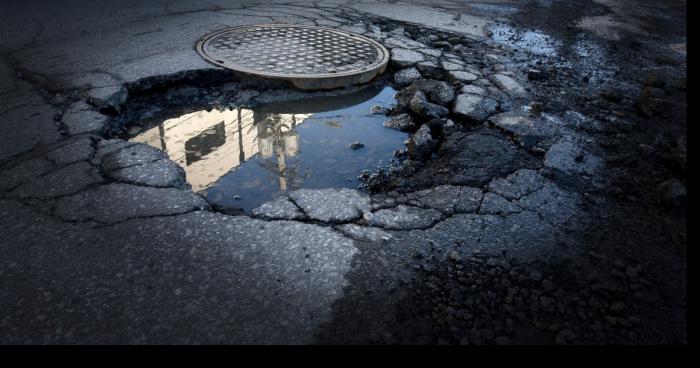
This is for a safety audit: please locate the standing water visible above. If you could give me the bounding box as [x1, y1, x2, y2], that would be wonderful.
[128, 85, 407, 213]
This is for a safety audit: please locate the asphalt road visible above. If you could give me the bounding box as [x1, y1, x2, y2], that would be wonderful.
[0, 0, 686, 344]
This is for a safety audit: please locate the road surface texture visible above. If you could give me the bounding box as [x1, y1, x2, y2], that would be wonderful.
[0, 0, 686, 344]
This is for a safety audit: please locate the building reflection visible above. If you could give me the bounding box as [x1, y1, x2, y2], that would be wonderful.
[131, 108, 310, 192]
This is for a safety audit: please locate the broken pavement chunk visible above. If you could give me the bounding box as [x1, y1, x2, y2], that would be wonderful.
[364, 205, 444, 230]
[289, 188, 370, 223]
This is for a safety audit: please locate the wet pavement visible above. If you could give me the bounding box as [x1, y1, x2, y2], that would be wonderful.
[0, 0, 686, 344]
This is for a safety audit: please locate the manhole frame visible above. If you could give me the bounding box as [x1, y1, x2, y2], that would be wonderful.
[195, 24, 390, 90]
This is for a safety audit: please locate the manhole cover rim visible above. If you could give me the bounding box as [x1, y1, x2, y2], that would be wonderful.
[195, 24, 390, 80]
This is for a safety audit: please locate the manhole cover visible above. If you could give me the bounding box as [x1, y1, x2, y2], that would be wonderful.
[196, 24, 389, 90]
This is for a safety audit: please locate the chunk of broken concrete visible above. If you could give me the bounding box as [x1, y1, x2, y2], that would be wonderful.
[448, 70, 479, 83]
[544, 136, 602, 176]
[441, 60, 464, 71]
[363, 205, 444, 230]
[410, 90, 449, 120]
[460, 85, 487, 96]
[452, 93, 499, 124]
[479, 192, 522, 215]
[406, 185, 483, 215]
[416, 61, 447, 80]
[101, 143, 168, 172]
[105, 158, 187, 189]
[393, 67, 422, 87]
[62, 101, 110, 135]
[334, 223, 393, 243]
[390, 48, 425, 68]
[487, 169, 547, 200]
[490, 74, 526, 96]
[289, 188, 370, 223]
[412, 79, 456, 106]
[383, 113, 416, 132]
[487, 111, 560, 148]
[251, 196, 306, 221]
[385, 36, 427, 50]
[407, 124, 435, 160]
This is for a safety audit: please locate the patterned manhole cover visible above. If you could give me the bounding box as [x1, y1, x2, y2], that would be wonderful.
[196, 24, 390, 90]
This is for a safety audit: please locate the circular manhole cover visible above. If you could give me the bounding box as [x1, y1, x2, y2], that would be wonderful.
[196, 24, 389, 90]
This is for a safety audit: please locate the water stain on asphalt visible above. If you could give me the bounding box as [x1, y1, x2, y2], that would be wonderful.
[488, 23, 560, 57]
[128, 85, 407, 213]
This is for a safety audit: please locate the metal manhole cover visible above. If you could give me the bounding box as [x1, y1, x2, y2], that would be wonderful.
[196, 24, 389, 90]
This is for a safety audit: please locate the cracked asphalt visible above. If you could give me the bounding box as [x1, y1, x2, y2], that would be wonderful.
[0, 0, 686, 344]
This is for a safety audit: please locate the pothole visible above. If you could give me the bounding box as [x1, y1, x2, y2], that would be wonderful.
[123, 84, 407, 214]
[105, 19, 511, 214]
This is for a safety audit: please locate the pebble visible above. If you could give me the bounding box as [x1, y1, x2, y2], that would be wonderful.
[370, 105, 388, 114]
[527, 69, 547, 80]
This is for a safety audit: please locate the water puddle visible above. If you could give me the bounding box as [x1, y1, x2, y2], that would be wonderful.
[127, 85, 407, 213]
[488, 23, 560, 57]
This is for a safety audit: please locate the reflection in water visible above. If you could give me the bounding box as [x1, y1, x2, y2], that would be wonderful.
[132, 108, 310, 193]
[130, 86, 407, 212]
